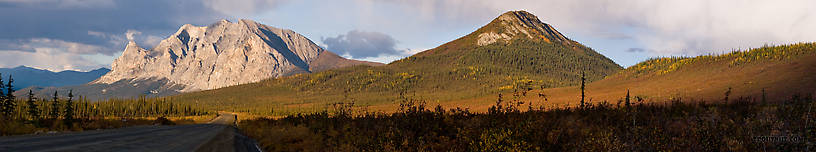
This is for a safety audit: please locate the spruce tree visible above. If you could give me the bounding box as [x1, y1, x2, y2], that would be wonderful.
[27, 90, 39, 120]
[1, 75, 15, 118]
[625, 89, 631, 108]
[64, 90, 74, 122]
[0, 73, 5, 118]
[50, 91, 60, 119]
[580, 71, 586, 109]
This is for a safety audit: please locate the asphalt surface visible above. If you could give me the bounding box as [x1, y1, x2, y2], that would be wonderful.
[0, 113, 261, 152]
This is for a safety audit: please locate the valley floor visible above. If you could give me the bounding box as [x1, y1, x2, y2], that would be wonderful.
[240, 95, 816, 151]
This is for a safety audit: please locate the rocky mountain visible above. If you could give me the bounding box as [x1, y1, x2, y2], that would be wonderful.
[0, 66, 109, 89]
[415, 11, 585, 56]
[94, 19, 381, 92]
[22, 19, 381, 100]
[475, 11, 573, 46]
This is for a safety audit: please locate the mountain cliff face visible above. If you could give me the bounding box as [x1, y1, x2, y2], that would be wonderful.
[93, 19, 380, 92]
[20, 19, 381, 100]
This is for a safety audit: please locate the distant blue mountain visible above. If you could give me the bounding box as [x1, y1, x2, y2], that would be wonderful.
[0, 66, 110, 90]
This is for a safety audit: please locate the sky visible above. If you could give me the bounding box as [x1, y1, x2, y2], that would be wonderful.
[1, 0, 815, 72]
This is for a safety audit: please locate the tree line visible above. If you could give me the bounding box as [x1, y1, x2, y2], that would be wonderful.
[0, 73, 209, 123]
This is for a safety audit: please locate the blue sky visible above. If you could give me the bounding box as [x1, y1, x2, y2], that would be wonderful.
[1, 0, 815, 72]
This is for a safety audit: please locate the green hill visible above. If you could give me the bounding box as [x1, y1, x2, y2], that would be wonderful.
[167, 11, 622, 115]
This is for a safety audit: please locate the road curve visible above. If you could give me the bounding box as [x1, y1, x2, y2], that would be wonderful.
[0, 113, 261, 152]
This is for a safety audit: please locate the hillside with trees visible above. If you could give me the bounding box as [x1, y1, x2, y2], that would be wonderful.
[167, 11, 622, 115]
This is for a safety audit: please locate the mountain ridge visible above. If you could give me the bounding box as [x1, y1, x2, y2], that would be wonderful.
[0, 66, 109, 90]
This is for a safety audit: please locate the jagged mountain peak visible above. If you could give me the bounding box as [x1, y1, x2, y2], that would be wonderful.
[413, 10, 582, 57]
[122, 41, 143, 53]
[476, 10, 573, 46]
[92, 19, 380, 95]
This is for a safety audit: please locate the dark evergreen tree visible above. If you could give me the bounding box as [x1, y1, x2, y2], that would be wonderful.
[0, 73, 5, 118]
[50, 91, 60, 119]
[625, 89, 631, 108]
[580, 71, 586, 109]
[27, 90, 39, 120]
[1, 75, 15, 118]
[64, 90, 75, 122]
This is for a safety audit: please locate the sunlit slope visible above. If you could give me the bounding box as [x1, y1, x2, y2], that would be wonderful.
[167, 11, 622, 115]
[517, 43, 816, 108]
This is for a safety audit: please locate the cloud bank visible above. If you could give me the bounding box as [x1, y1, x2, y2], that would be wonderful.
[203, 0, 290, 16]
[373, 0, 816, 56]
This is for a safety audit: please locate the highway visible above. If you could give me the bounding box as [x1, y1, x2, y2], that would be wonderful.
[0, 113, 260, 152]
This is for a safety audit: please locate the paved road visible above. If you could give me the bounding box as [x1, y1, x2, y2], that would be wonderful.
[0, 113, 261, 152]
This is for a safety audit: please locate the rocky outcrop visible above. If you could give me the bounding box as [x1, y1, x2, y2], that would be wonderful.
[94, 19, 381, 93]
[477, 11, 573, 46]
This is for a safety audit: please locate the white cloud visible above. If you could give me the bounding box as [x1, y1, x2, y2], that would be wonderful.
[0, 38, 117, 71]
[1, 38, 113, 55]
[322, 30, 430, 64]
[90, 29, 164, 49]
[88, 30, 126, 47]
[355, 54, 404, 64]
[124, 30, 164, 48]
[351, 48, 427, 64]
[322, 30, 403, 58]
[125, 30, 142, 41]
[202, 0, 290, 16]
[0, 49, 106, 72]
[87, 31, 106, 37]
